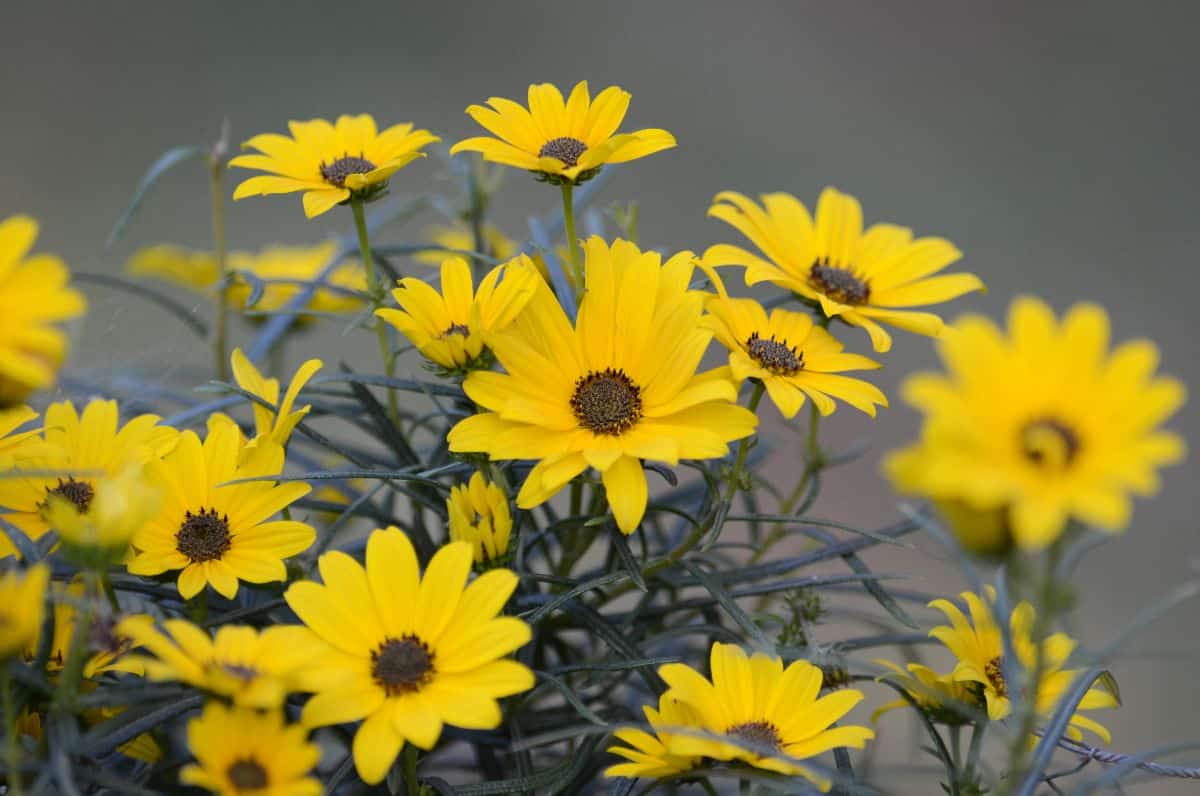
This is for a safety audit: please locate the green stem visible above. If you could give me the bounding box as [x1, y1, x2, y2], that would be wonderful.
[351, 198, 399, 424]
[403, 743, 420, 796]
[560, 184, 582, 294]
[52, 571, 99, 714]
[965, 721, 986, 780]
[751, 399, 823, 564]
[210, 161, 230, 381]
[2, 668, 24, 796]
[698, 778, 719, 796]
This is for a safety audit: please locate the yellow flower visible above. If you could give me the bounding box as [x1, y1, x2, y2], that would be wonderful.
[229, 348, 323, 448]
[28, 580, 143, 678]
[285, 528, 534, 785]
[704, 292, 887, 419]
[117, 615, 328, 708]
[376, 255, 542, 372]
[451, 81, 676, 185]
[929, 588, 1118, 742]
[181, 702, 321, 796]
[0, 405, 41, 460]
[886, 297, 1186, 551]
[126, 422, 315, 599]
[126, 245, 219, 291]
[703, 188, 984, 352]
[657, 643, 873, 791]
[46, 465, 162, 561]
[871, 660, 975, 726]
[0, 399, 177, 559]
[0, 563, 49, 659]
[606, 692, 702, 779]
[0, 215, 87, 405]
[448, 238, 758, 534]
[415, 222, 519, 266]
[231, 114, 439, 218]
[447, 471, 512, 566]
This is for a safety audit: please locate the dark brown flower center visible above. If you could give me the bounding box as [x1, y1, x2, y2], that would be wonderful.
[728, 720, 782, 752]
[43, 477, 95, 514]
[372, 636, 435, 696]
[570, 368, 643, 436]
[746, 332, 804, 376]
[227, 758, 269, 790]
[985, 656, 1007, 697]
[440, 322, 470, 339]
[809, 259, 870, 305]
[175, 508, 232, 563]
[1020, 417, 1080, 469]
[537, 137, 587, 168]
[319, 155, 377, 188]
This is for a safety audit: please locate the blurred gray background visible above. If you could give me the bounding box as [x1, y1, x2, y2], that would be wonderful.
[4, 1, 1197, 791]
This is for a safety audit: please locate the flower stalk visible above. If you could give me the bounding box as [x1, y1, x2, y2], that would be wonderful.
[350, 198, 400, 423]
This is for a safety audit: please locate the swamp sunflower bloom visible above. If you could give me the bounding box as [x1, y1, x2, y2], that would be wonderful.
[871, 660, 976, 726]
[929, 588, 1118, 742]
[45, 465, 162, 564]
[450, 81, 676, 185]
[229, 347, 323, 448]
[447, 471, 513, 567]
[126, 422, 315, 599]
[182, 702, 321, 796]
[704, 188, 983, 352]
[448, 238, 757, 533]
[606, 692, 702, 779]
[0, 563, 49, 658]
[0, 215, 87, 405]
[886, 297, 1186, 551]
[657, 643, 873, 791]
[285, 528, 534, 785]
[231, 114, 439, 218]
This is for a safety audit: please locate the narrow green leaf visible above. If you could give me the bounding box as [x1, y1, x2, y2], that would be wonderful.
[107, 145, 202, 246]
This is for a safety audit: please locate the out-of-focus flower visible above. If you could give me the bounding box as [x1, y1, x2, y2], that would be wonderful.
[605, 692, 702, 779]
[415, 222, 519, 266]
[871, 660, 976, 726]
[46, 465, 162, 564]
[181, 702, 321, 796]
[0, 564, 49, 659]
[447, 471, 512, 567]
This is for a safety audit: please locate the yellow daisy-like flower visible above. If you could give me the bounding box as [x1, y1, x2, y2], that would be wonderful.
[450, 81, 676, 185]
[657, 643, 874, 791]
[45, 464, 162, 562]
[0, 398, 177, 560]
[448, 237, 758, 534]
[181, 702, 321, 796]
[871, 660, 976, 726]
[605, 692, 702, 779]
[929, 588, 1118, 742]
[703, 292, 887, 419]
[117, 615, 329, 708]
[231, 114, 439, 218]
[704, 188, 984, 352]
[0, 215, 87, 405]
[126, 422, 315, 599]
[285, 528, 535, 785]
[376, 255, 542, 372]
[886, 297, 1186, 551]
[447, 471, 513, 567]
[415, 222, 519, 266]
[0, 563, 49, 659]
[229, 348, 323, 448]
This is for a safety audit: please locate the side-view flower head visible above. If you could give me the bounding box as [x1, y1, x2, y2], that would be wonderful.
[229, 347, 323, 449]
[447, 471, 513, 567]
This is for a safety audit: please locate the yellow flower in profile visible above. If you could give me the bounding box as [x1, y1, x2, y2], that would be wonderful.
[704, 292, 887, 419]
[605, 692, 701, 779]
[0, 564, 49, 658]
[376, 255, 542, 372]
[231, 114, 439, 218]
[0, 215, 87, 405]
[181, 702, 321, 796]
[451, 81, 676, 185]
[448, 238, 758, 534]
[229, 348, 323, 448]
[45, 465, 162, 562]
[285, 528, 534, 785]
[447, 471, 513, 566]
[929, 588, 1118, 741]
[871, 660, 975, 726]
[704, 188, 983, 352]
[0, 399, 177, 560]
[415, 222, 519, 266]
[117, 615, 329, 708]
[657, 643, 873, 791]
[886, 297, 1186, 551]
[126, 423, 315, 599]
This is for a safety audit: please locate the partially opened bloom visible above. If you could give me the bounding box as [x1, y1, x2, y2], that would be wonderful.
[605, 692, 701, 779]
[181, 702, 321, 796]
[704, 292, 887, 419]
[118, 615, 328, 707]
[886, 297, 1186, 551]
[230, 347, 323, 448]
[929, 588, 1118, 741]
[704, 188, 983, 352]
[0, 399, 177, 559]
[451, 81, 676, 185]
[449, 238, 757, 533]
[447, 471, 513, 567]
[231, 114, 439, 218]
[0, 564, 49, 658]
[0, 215, 87, 405]
[285, 528, 534, 785]
[126, 423, 314, 599]
[376, 255, 542, 372]
[657, 643, 873, 791]
[871, 660, 975, 726]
